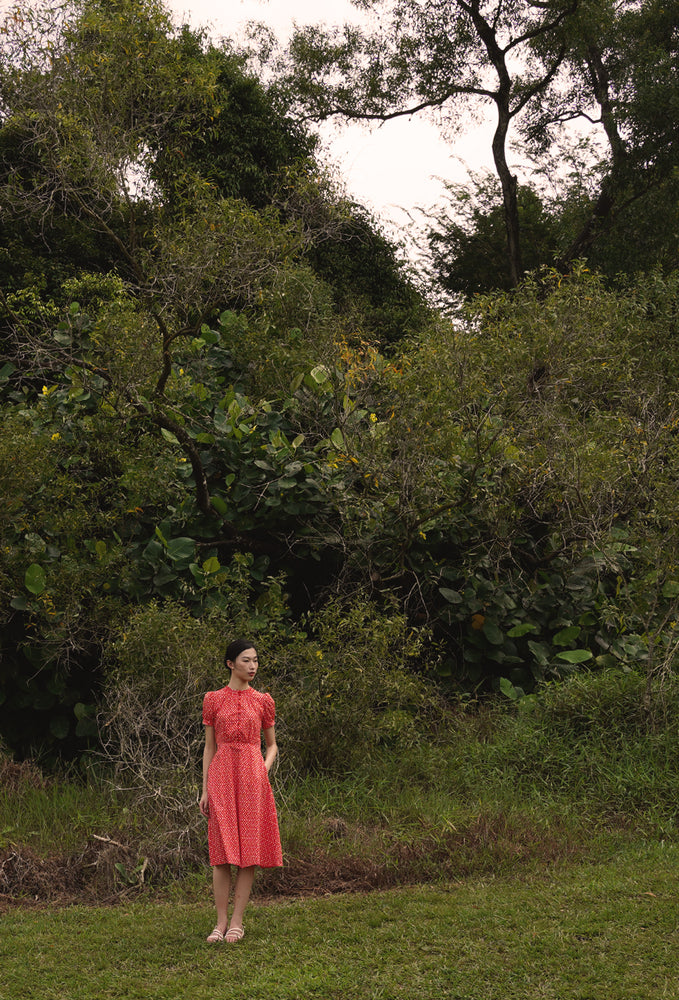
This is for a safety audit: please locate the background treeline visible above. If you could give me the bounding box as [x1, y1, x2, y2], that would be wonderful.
[2, 0, 679, 784]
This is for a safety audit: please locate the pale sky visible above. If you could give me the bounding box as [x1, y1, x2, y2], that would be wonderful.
[165, 0, 494, 238]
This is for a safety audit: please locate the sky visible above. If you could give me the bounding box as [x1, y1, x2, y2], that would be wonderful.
[164, 0, 495, 238]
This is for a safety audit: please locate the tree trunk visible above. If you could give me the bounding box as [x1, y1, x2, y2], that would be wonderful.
[493, 117, 523, 287]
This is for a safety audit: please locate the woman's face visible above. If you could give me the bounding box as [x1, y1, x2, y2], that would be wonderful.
[228, 647, 258, 684]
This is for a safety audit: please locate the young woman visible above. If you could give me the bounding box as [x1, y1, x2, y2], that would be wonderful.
[199, 639, 282, 943]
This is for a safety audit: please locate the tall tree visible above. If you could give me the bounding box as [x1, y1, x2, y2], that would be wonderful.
[525, 0, 679, 268]
[280, 0, 679, 288]
[281, 0, 579, 287]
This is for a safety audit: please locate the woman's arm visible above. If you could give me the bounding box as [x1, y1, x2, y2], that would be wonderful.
[199, 725, 217, 817]
[263, 725, 278, 774]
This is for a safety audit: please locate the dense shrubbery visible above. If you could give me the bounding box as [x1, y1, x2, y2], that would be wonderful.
[2, 0, 679, 778]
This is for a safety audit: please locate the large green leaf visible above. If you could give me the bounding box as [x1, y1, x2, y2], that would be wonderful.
[527, 640, 550, 666]
[25, 564, 46, 595]
[330, 428, 345, 450]
[483, 620, 504, 646]
[166, 537, 195, 562]
[210, 494, 228, 515]
[439, 587, 463, 604]
[553, 625, 581, 646]
[555, 649, 593, 664]
[310, 365, 329, 384]
[507, 623, 538, 638]
[160, 427, 180, 445]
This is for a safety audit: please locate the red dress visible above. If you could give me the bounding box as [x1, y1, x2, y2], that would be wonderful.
[202, 686, 282, 869]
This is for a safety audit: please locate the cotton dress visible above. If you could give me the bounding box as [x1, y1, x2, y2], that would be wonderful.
[202, 686, 282, 869]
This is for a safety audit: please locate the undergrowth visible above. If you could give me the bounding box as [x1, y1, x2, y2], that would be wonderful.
[2, 668, 679, 903]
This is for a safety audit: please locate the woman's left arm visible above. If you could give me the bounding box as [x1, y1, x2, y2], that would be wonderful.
[263, 726, 278, 774]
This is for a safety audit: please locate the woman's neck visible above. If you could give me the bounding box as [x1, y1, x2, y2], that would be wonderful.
[227, 677, 250, 691]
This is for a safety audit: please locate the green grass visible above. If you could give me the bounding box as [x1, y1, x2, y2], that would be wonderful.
[4, 671, 679, 904]
[3, 677, 679, 995]
[1, 843, 678, 999]
[0, 779, 126, 854]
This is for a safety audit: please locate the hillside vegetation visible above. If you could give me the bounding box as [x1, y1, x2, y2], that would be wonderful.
[1, 0, 679, 906]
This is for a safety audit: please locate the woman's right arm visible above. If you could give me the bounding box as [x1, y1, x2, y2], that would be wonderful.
[199, 725, 217, 817]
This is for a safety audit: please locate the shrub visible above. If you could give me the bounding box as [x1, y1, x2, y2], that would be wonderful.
[267, 600, 446, 773]
[535, 668, 679, 737]
[98, 594, 447, 871]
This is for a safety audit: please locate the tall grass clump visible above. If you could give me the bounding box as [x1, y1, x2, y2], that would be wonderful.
[483, 668, 679, 829]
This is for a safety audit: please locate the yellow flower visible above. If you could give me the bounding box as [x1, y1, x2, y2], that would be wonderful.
[51, 432, 61, 441]
[369, 412, 377, 422]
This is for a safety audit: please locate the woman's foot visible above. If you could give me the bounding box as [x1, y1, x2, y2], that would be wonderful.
[225, 926, 245, 942]
[206, 926, 226, 943]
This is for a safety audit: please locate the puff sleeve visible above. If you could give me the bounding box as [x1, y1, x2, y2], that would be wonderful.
[202, 690, 216, 727]
[261, 692, 275, 729]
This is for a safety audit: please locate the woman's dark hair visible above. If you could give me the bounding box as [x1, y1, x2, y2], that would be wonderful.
[224, 638, 258, 667]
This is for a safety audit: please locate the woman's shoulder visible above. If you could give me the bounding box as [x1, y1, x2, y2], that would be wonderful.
[251, 688, 275, 709]
[203, 686, 229, 706]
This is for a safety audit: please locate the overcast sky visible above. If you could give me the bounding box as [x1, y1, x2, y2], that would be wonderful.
[165, 0, 494, 236]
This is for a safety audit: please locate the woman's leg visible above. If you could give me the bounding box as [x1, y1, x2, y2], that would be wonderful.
[212, 863, 232, 932]
[227, 865, 256, 935]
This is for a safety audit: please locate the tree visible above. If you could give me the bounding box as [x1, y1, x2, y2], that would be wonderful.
[426, 172, 563, 299]
[525, 0, 679, 268]
[306, 203, 431, 345]
[280, 0, 579, 287]
[279, 0, 679, 288]
[0, 0, 328, 755]
[0, 0, 431, 757]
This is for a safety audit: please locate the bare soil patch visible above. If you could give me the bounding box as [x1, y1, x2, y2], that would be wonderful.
[0, 810, 582, 911]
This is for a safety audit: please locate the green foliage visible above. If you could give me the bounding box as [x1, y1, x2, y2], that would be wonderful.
[267, 601, 443, 773]
[4, 0, 679, 779]
[281, 1, 679, 288]
[534, 669, 654, 736]
[427, 177, 563, 299]
[306, 203, 431, 346]
[326, 266, 679, 693]
[147, 36, 317, 211]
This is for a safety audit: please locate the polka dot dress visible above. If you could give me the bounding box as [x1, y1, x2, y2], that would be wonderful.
[202, 686, 283, 869]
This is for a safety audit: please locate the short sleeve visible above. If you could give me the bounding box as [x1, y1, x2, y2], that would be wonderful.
[202, 690, 216, 727]
[261, 692, 275, 729]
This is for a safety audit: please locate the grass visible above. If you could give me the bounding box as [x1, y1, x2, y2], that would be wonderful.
[3, 684, 679, 900]
[1, 842, 679, 999]
[0, 779, 126, 854]
[3, 665, 679, 999]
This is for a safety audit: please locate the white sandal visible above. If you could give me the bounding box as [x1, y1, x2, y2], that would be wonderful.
[225, 926, 245, 942]
[206, 926, 225, 943]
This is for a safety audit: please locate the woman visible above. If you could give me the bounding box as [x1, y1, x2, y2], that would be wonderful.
[199, 639, 282, 943]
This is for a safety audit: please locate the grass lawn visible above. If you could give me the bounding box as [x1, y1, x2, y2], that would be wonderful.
[1, 842, 678, 1000]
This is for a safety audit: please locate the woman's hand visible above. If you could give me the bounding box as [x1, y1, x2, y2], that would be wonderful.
[199, 791, 209, 817]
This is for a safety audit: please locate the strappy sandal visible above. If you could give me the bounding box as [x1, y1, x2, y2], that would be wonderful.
[206, 927, 226, 943]
[225, 926, 245, 943]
